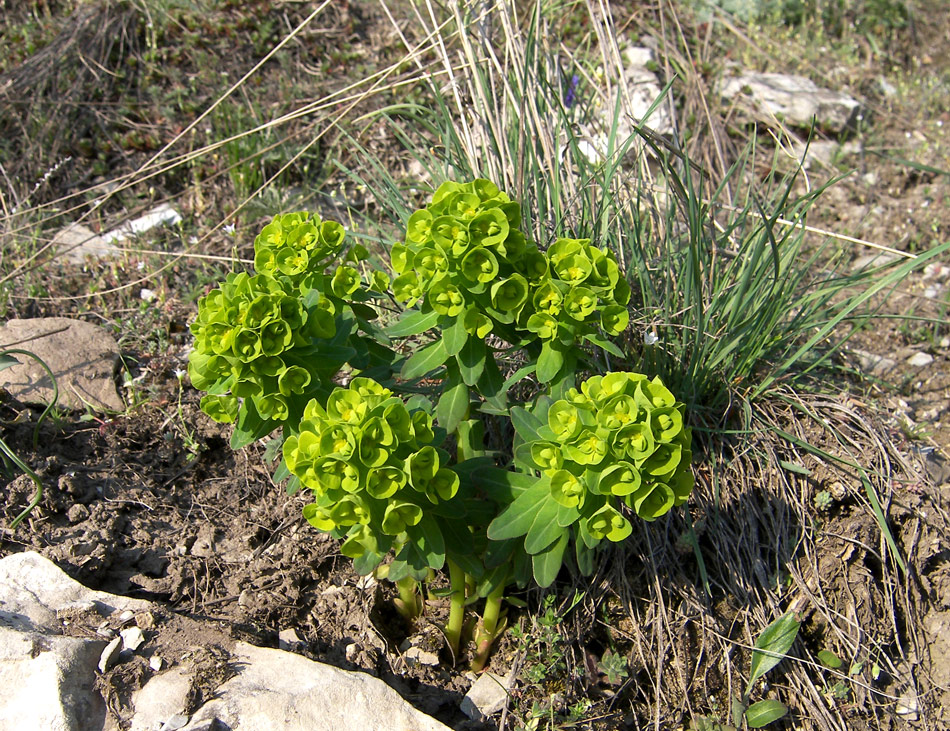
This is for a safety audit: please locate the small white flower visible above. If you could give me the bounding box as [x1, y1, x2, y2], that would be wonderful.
[644, 331, 659, 346]
[174, 369, 187, 381]
[223, 222, 236, 236]
[140, 288, 156, 302]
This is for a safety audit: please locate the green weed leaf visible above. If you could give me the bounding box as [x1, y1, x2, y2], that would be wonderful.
[749, 612, 800, 688]
[744, 700, 789, 728]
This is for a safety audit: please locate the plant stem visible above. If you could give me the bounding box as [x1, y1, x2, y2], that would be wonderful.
[394, 576, 421, 620]
[471, 578, 506, 673]
[445, 558, 466, 658]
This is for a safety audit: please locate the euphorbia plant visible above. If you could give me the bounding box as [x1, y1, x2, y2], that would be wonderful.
[188, 179, 695, 671]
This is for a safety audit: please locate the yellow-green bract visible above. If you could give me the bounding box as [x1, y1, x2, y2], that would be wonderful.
[284, 377, 457, 573]
[390, 179, 631, 385]
[188, 212, 382, 445]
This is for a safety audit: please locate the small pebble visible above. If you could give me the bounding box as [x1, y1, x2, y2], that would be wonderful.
[159, 714, 190, 731]
[907, 352, 934, 367]
[136, 611, 156, 630]
[149, 655, 165, 671]
[404, 646, 440, 667]
[118, 610, 135, 625]
[344, 642, 360, 662]
[120, 626, 145, 652]
[278, 628, 302, 650]
[98, 636, 122, 673]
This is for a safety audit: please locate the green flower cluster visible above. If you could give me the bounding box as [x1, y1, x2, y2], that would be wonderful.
[530, 372, 693, 540]
[188, 213, 381, 430]
[283, 377, 458, 567]
[390, 179, 630, 382]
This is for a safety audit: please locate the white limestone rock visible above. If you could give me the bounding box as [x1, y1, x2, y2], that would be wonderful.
[177, 642, 452, 731]
[721, 71, 862, 133]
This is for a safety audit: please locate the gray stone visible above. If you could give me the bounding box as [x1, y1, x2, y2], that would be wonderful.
[51, 223, 121, 264]
[404, 646, 440, 667]
[129, 667, 192, 731]
[460, 671, 511, 721]
[849, 348, 897, 376]
[98, 636, 122, 673]
[0, 552, 453, 731]
[720, 71, 862, 133]
[0, 552, 150, 730]
[0, 624, 107, 730]
[100, 203, 181, 245]
[0, 317, 123, 411]
[178, 642, 452, 731]
[120, 626, 146, 652]
[907, 352, 934, 367]
[851, 252, 901, 272]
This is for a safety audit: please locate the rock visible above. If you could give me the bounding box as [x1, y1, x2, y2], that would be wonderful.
[277, 628, 303, 651]
[178, 642, 452, 731]
[620, 46, 675, 136]
[101, 203, 182, 244]
[720, 71, 861, 133]
[460, 671, 511, 721]
[98, 636, 123, 673]
[159, 714, 191, 731]
[851, 252, 901, 272]
[129, 666, 192, 731]
[149, 655, 165, 672]
[578, 45, 676, 165]
[121, 626, 146, 652]
[907, 352, 934, 367]
[0, 317, 123, 411]
[51, 223, 121, 263]
[0, 552, 150, 629]
[0, 552, 452, 731]
[404, 646, 440, 667]
[848, 348, 897, 376]
[0, 623, 108, 729]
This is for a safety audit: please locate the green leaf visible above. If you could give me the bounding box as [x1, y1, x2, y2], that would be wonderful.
[536, 341, 565, 383]
[818, 650, 843, 669]
[745, 700, 789, 728]
[487, 482, 553, 541]
[385, 308, 440, 337]
[779, 460, 811, 476]
[510, 406, 543, 442]
[401, 338, 448, 380]
[477, 353, 507, 411]
[436, 370, 469, 433]
[0, 353, 20, 372]
[575, 537, 594, 576]
[458, 337, 487, 386]
[231, 399, 276, 449]
[444, 316, 467, 357]
[749, 612, 800, 687]
[409, 514, 446, 570]
[531, 530, 569, 588]
[524, 495, 568, 554]
[582, 332, 624, 359]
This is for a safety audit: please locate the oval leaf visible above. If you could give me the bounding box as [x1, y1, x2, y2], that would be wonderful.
[749, 612, 800, 685]
[401, 338, 448, 380]
[385, 308, 440, 337]
[531, 530, 569, 588]
[745, 700, 789, 728]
